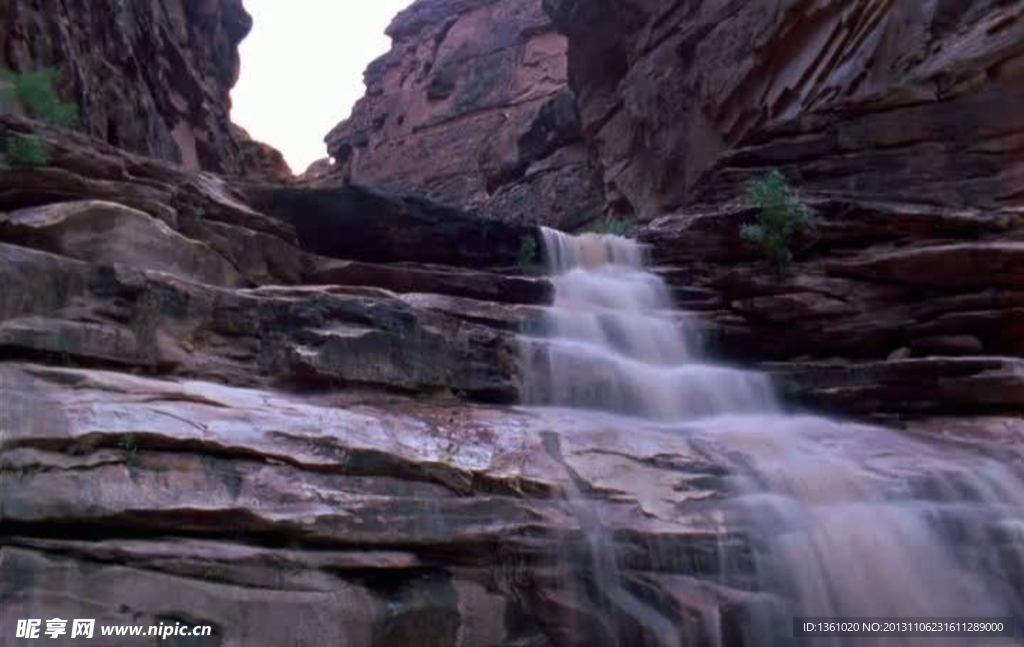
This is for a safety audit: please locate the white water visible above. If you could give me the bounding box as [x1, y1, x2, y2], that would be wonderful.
[522, 230, 775, 419]
[521, 228, 1024, 647]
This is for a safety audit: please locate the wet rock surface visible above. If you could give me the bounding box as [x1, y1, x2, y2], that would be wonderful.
[2, 2, 1024, 645]
[539, 0, 1024, 422]
[4, 362, 1020, 646]
[0, 363, 753, 647]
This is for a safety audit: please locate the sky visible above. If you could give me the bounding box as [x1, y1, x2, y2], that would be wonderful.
[231, 1, 414, 174]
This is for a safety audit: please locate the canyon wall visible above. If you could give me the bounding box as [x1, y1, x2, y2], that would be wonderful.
[0, 0, 290, 180]
[2, 3, 1024, 644]
[545, 0, 1024, 216]
[543, 0, 1024, 429]
[0, 111, 728, 647]
[321, 0, 603, 228]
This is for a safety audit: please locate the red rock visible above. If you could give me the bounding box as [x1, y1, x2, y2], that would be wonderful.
[827, 243, 1024, 289]
[319, 0, 603, 227]
[0, 0, 290, 180]
[546, 0, 1024, 216]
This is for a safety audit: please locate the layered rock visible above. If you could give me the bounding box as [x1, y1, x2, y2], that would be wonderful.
[321, 0, 603, 228]
[0, 114, 542, 402]
[545, 0, 1024, 215]
[247, 184, 542, 269]
[1, 362, 768, 647]
[0, 0, 291, 180]
[542, 0, 1024, 425]
[2, 3, 1023, 644]
[0, 113, 766, 647]
[643, 199, 1024, 360]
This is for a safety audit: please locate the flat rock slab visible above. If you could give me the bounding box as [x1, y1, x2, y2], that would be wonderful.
[768, 356, 1024, 416]
[0, 362, 745, 647]
[308, 257, 552, 305]
[4, 362, 1020, 646]
[828, 242, 1024, 289]
[0, 200, 242, 287]
[0, 242, 519, 401]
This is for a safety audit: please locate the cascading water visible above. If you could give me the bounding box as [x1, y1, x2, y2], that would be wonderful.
[520, 227, 1024, 647]
[523, 229, 776, 420]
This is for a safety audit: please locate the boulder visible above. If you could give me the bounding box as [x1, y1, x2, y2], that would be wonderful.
[248, 185, 542, 269]
[0, 200, 242, 287]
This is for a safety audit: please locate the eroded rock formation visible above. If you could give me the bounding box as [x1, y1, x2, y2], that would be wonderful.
[544, 0, 1024, 426]
[0, 114, 529, 400]
[321, 0, 603, 228]
[546, 0, 1024, 215]
[3, 2, 1024, 645]
[0, 0, 291, 180]
[0, 112, 757, 647]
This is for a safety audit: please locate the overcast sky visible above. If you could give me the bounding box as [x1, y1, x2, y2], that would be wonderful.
[231, 1, 414, 173]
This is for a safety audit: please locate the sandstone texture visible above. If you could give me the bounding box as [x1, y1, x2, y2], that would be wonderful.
[2, 2, 1024, 645]
[540, 0, 1024, 427]
[0, 112, 765, 647]
[320, 0, 603, 228]
[0, 360, 787, 647]
[0, 114, 538, 402]
[0, 0, 291, 180]
[546, 0, 1024, 216]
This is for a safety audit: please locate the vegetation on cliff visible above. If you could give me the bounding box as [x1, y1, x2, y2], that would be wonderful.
[741, 170, 814, 273]
[585, 218, 638, 237]
[0, 68, 78, 167]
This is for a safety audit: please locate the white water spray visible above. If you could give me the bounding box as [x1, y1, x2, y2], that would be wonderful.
[521, 227, 1024, 647]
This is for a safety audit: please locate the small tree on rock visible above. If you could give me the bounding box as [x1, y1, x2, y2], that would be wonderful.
[740, 169, 813, 274]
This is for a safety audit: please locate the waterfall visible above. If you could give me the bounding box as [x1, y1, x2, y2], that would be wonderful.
[522, 229, 776, 419]
[521, 227, 1024, 647]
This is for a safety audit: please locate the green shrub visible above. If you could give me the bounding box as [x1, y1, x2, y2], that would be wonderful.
[585, 218, 638, 237]
[518, 234, 540, 272]
[740, 170, 813, 273]
[0, 68, 78, 128]
[0, 68, 76, 169]
[119, 433, 140, 468]
[5, 134, 49, 166]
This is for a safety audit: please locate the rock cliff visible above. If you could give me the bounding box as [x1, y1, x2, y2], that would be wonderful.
[321, 0, 603, 228]
[2, 2, 1024, 645]
[545, 0, 1024, 215]
[0, 0, 291, 181]
[546, 0, 1024, 426]
[0, 112, 753, 647]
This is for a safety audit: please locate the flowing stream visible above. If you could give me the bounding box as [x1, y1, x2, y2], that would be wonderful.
[520, 227, 1024, 647]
